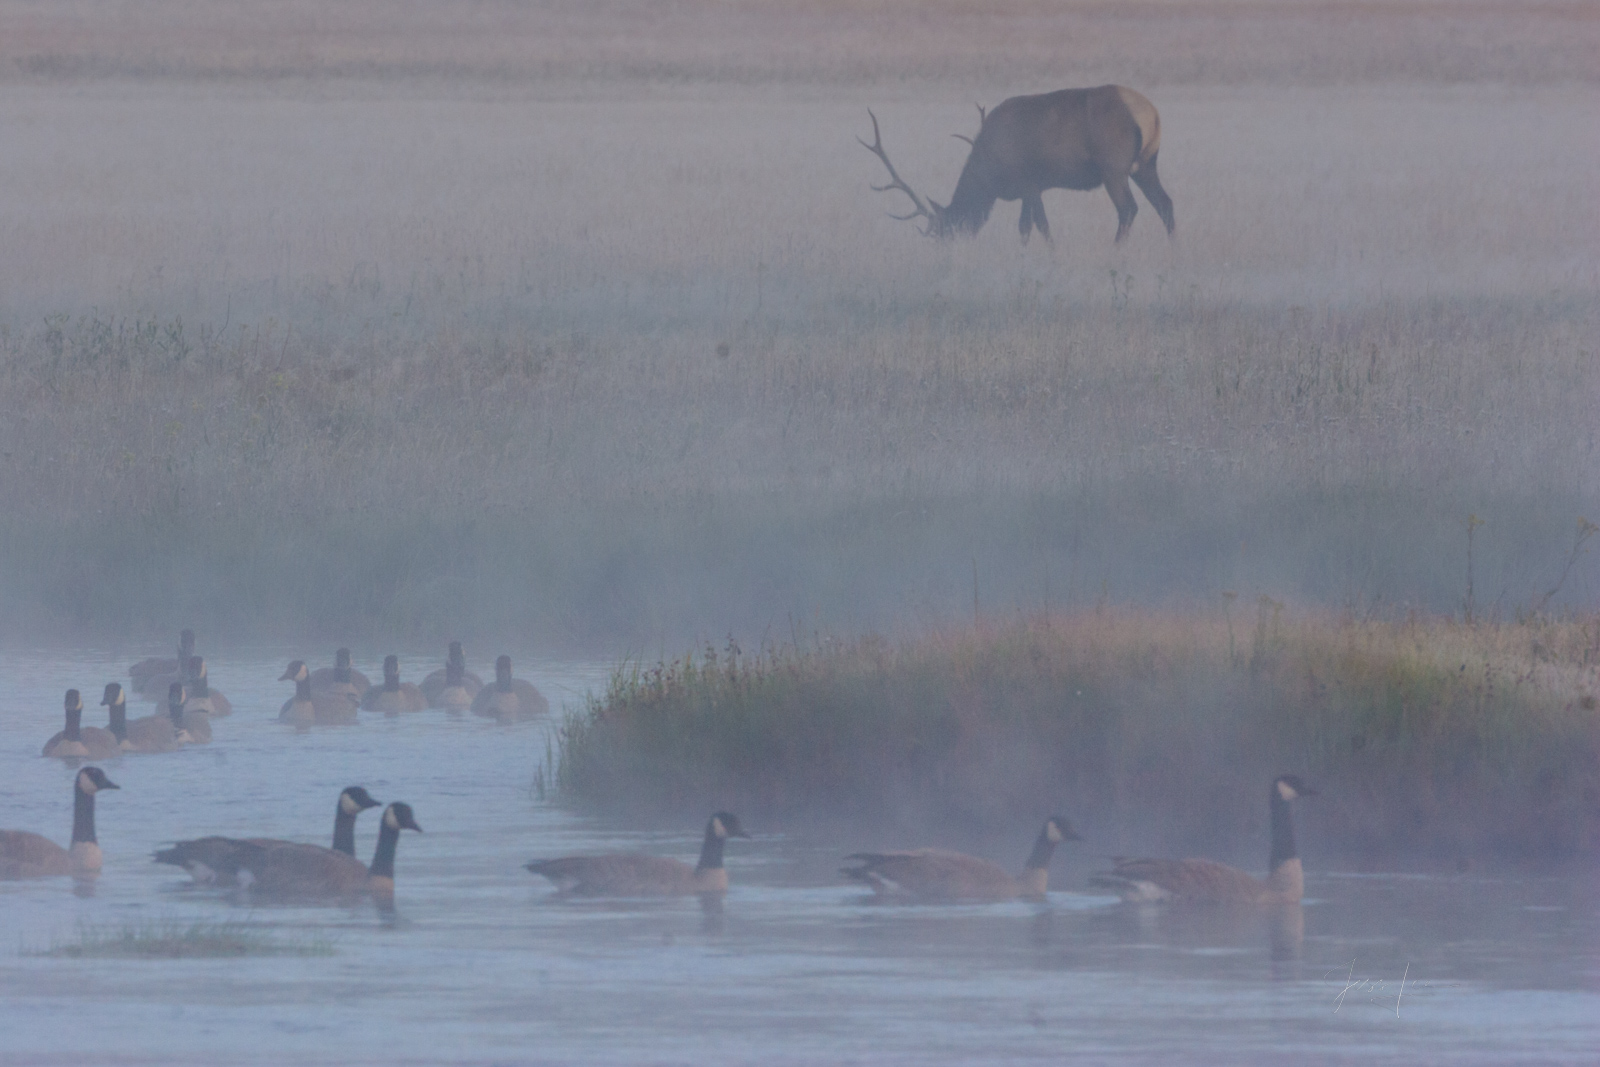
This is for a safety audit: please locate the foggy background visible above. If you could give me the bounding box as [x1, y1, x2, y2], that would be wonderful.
[1, 0, 1595, 649]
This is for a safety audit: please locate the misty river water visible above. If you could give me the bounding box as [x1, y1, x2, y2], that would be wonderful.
[1, 650, 1596, 1065]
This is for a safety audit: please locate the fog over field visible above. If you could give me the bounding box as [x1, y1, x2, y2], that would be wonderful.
[0, 0, 1595, 647]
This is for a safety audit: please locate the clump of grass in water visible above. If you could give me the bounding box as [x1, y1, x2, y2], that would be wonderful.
[559, 613, 1600, 861]
[31, 919, 335, 959]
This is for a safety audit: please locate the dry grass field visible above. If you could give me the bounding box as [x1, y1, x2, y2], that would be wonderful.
[0, 1, 1595, 644]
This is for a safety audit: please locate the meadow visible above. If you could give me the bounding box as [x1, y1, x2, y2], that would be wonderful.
[0, 0, 1595, 653]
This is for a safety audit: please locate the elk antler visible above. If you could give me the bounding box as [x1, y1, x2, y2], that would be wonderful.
[859, 109, 939, 234]
[975, 102, 987, 125]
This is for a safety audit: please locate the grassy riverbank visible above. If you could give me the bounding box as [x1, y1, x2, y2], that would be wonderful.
[559, 612, 1600, 862]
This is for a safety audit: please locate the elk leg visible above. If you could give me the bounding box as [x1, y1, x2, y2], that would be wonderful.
[1131, 154, 1175, 235]
[1025, 192, 1052, 245]
[1104, 172, 1139, 243]
[1018, 198, 1034, 244]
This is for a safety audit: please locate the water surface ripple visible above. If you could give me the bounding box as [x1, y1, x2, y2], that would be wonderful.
[1, 650, 1595, 1064]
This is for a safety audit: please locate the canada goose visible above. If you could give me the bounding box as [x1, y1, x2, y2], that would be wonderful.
[360, 655, 427, 714]
[1089, 775, 1317, 904]
[42, 689, 120, 760]
[526, 812, 750, 896]
[470, 655, 549, 721]
[310, 648, 371, 701]
[422, 641, 483, 710]
[279, 660, 359, 725]
[153, 785, 382, 885]
[182, 656, 232, 717]
[0, 767, 120, 879]
[842, 816, 1081, 902]
[102, 682, 180, 753]
[131, 628, 197, 699]
[164, 682, 212, 744]
[221, 801, 421, 898]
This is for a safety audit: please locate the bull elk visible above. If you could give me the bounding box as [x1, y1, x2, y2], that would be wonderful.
[861, 85, 1175, 245]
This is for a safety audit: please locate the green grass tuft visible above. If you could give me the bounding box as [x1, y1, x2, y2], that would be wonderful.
[30, 919, 336, 960]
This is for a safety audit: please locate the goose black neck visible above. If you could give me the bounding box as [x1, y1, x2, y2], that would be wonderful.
[384, 675, 401, 692]
[64, 706, 83, 742]
[1024, 827, 1059, 871]
[695, 824, 726, 872]
[332, 805, 359, 856]
[296, 676, 313, 700]
[169, 701, 185, 728]
[1269, 790, 1298, 870]
[445, 661, 464, 685]
[189, 672, 209, 698]
[368, 820, 402, 879]
[71, 785, 97, 845]
[109, 703, 127, 743]
[335, 666, 350, 683]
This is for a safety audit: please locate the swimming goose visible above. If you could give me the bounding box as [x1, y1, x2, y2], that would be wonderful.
[153, 786, 382, 885]
[0, 767, 120, 879]
[102, 682, 180, 752]
[310, 648, 371, 702]
[470, 655, 549, 721]
[131, 629, 196, 698]
[182, 656, 232, 717]
[1089, 775, 1317, 904]
[360, 655, 427, 714]
[42, 689, 121, 760]
[421, 641, 483, 709]
[164, 682, 212, 744]
[279, 660, 359, 725]
[842, 816, 1081, 902]
[222, 801, 422, 898]
[526, 812, 750, 896]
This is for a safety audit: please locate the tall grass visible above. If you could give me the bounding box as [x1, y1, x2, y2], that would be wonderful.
[559, 612, 1600, 861]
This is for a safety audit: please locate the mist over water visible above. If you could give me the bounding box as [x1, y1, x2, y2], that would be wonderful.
[1, 2, 1598, 1063]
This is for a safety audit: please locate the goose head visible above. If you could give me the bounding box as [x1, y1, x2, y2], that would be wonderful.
[166, 681, 186, 709]
[383, 655, 401, 687]
[495, 655, 513, 690]
[707, 812, 750, 839]
[339, 786, 382, 815]
[64, 688, 83, 714]
[1274, 775, 1317, 802]
[77, 766, 119, 794]
[1043, 815, 1083, 843]
[383, 802, 424, 834]
[279, 660, 309, 683]
[100, 682, 124, 708]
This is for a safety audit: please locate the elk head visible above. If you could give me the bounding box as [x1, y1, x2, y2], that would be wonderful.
[859, 110, 949, 238]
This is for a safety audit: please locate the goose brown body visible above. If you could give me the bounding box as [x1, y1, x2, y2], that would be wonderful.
[842, 817, 1079, 902]
[154, 786, 381, 885]
[131, 629, 197, 699]
[164, 682, 212, 744]
[421, 641, 483, 709]
[310, 648, 370, 702]
[361, 656, 427, 713]
[42, 689, 120, 760]
[182, 657, 231, 718]
[527, 813, 748, 896]
[226, 802, 421, 898]
[470, 655, 548, 721]
[279, 661, 360, 724]
[0, 767, 119, 879]
[1090, 775, 1315, 904]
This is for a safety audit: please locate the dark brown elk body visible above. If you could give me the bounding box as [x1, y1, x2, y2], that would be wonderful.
[862, 86, 1175, 245]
